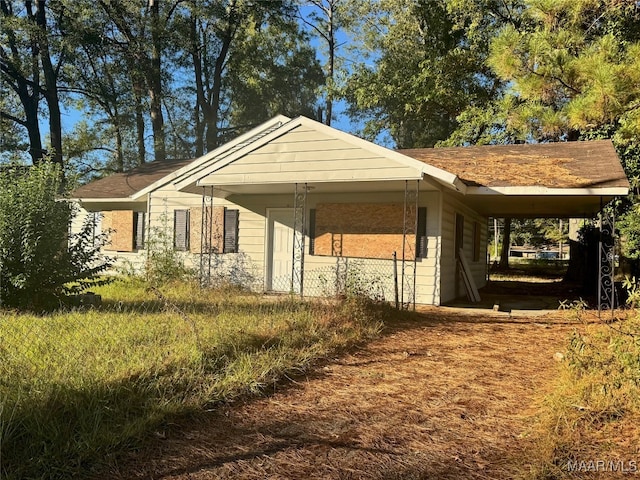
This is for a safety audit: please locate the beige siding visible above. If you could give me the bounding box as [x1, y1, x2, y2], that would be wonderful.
[200, 125, 422, 185]
[439, 191, 488, 304]
[72, 180, 446, 305]
[70, 205, 146, 273]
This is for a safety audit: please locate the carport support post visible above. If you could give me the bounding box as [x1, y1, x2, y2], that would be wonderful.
[402, 180, 419, 310]
[291, 183, 307, 296]
[597, 200, 616, 318]
[199, 186, 214, 287]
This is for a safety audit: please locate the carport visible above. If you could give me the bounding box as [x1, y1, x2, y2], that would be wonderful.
[400, 140, 630, 312]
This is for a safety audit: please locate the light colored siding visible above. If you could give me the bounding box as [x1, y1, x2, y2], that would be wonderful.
[73, 180, 446, 305]
[200, 125, 421, 185]
[439, 191, 488, 304]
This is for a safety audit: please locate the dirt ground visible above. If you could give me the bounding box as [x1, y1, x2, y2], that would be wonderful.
[99, 303, 587, 480]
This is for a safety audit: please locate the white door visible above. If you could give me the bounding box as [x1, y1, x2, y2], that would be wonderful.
[268, 209, 295, 292]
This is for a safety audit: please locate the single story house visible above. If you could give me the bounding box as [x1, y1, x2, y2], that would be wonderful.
[70, 115, 629, 306]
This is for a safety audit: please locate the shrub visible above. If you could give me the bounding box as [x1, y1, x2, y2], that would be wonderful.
[0, 162, 111, 309]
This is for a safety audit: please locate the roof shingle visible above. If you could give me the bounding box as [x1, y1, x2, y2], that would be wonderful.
[399, 140, 628, 189]
[70, 158, 195, 199]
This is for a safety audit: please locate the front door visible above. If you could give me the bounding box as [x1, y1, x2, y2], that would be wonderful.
[267, 209, 295, 292]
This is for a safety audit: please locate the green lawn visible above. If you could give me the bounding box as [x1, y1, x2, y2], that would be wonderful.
[0, 278, 391, 479]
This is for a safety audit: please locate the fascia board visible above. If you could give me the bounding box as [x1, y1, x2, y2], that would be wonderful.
[133, 115, 291, 199]
[182, 115, 462, 192]
[175, 117, 302, 191]
[467, 186, 630, 196]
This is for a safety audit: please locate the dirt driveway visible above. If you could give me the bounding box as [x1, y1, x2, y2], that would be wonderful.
[105, 307, 581, 480]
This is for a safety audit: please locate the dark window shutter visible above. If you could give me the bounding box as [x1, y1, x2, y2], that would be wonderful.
[472, 221, 481, 262]
[416, 207, 427, 258]
[134, 212, 145, 250]
[223, 209, 239, 253]
[455, 213, 464, 258]
[174, 210, 190, 251]
[308, 208, 316, 255]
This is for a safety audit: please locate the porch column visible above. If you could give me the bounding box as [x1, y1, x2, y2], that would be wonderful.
[401, 180, 419, 310]
[199, 186, 214, 287]
[598, 201, 616, 318]
[291, 183, 307, 296]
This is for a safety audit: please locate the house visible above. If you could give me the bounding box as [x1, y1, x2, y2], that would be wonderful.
[70, 115, 629, 307]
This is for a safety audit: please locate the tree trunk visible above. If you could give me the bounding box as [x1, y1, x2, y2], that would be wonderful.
[148, 0, 166, 162]
[34, 0, 63, 166]
[499, 217, 512, 268]
[190, 14, 206, 157]
[324, 1, 335, 126]
[133, 78, 146, 166]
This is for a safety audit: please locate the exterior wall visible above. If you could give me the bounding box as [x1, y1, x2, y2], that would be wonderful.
[71, 204, 147, 273]
[439, 191, 488, 304]
[221, 190, 442, 305]
[73, 183, 445, 305]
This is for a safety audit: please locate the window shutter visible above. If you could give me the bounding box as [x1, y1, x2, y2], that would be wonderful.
[134, 212, 145, 250]
[416, 207, 427, 258]
[174, 210, 190, 251]
[308, 208, 316, 255]
[472, 221, 481, 262]
[455, 213, 464, 258]
[223, 209, 239, 253]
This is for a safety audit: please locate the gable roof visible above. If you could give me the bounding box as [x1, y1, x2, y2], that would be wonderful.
[71, 115, 629, 216]
[70, 158, 194, 200]
[70, 115, 291, 201]
[174, 116, 464, 193]
[399, 140, 628, 190]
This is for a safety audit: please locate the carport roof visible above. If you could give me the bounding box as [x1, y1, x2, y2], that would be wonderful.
[399, 140, 628, 190]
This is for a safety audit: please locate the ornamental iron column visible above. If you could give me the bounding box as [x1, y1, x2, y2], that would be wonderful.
[199, 186, 214, 287]
[291, 183, 307, 296]
[598, 204, 616, 318]
[401, 180, 419, 310]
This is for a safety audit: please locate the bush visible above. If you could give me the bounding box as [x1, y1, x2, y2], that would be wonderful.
[0, 162, 111, 309]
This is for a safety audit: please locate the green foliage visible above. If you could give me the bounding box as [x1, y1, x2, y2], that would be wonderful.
[344, 0, 515, 148]
[0, 162, 111, 309]
[143, 212, 194, 286]
[0, 278, 392, 479]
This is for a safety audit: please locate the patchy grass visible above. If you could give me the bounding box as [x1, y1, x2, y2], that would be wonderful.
[0, 278, 392, 479]
[526, 312, 640, 478]
[93, 307, 579, 480]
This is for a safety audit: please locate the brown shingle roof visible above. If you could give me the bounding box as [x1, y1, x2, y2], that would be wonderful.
[399, 140, 629, 189]
[71, 158, 195, 199]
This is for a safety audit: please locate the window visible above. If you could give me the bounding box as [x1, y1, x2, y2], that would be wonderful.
[174, 209, 190, 251]
[416, 207, 427, 258]
[455, 213, 464, 258]
[102, 210, 134, 252]
[472, 221, 481, 262]
[185, 207, 239, 254]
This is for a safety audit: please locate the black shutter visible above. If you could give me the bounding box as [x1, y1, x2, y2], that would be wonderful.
[455, 213, 464, 258]
[223, 209, 239, 253]
[308, 208, 316, 255]
[134, 212, 145, 250]
[416, 207, 427, 258]
[174, 209, 190, 251]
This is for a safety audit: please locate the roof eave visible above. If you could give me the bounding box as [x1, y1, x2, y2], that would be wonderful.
[466, 186, 629, 196]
